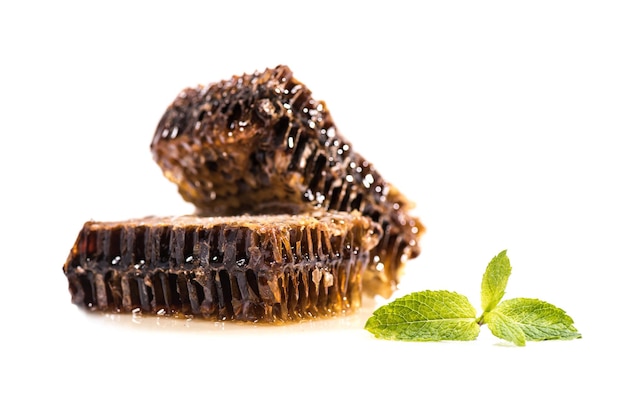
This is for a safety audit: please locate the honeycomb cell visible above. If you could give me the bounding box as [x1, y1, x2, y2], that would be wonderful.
[63, 211, 380, 322]
[151, 65, 424, 297]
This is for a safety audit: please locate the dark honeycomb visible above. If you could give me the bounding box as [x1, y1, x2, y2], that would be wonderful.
[63, 211, 380, 322]
[151, 65, 424, 297]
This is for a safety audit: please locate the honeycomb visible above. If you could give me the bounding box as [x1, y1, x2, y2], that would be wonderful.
[63, 211, 380, 322]
[151, 65, 424, 297]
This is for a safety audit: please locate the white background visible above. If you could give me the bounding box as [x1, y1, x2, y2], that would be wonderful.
[1, 1, 624, 416]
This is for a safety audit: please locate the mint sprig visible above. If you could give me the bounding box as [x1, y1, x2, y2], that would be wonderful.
[364, 250, 581, 346]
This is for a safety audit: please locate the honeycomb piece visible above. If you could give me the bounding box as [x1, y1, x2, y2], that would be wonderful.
[151, 65, 425, 297]
[63, 211, 380, 322]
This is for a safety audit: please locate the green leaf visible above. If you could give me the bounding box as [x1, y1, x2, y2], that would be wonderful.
[481, 249, 512, 312]
[487, 298, 581, 343]
[483, 311, 527, 346]
[364, 290, 480, 342]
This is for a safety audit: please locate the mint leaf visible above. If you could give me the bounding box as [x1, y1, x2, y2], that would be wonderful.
[481, 249, 512, 312]
[364, 290, 480, 341]
[483, 311, 527, 346]
[486, 298, 581, 343]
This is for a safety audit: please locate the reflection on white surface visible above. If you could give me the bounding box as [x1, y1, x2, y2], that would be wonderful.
[80, 295, 381, 335]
